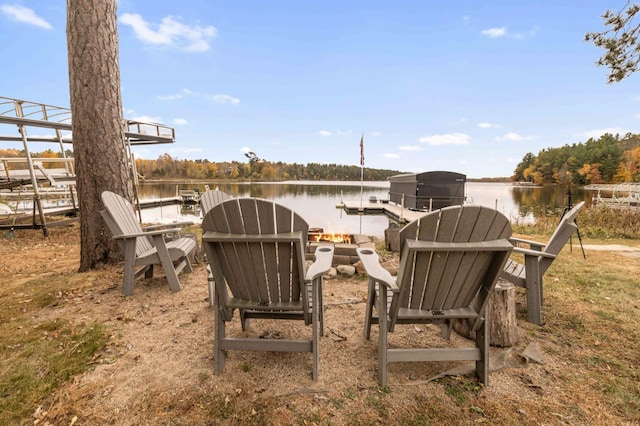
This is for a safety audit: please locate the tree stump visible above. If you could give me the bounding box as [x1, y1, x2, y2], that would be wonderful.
[454, 278, 519, 347]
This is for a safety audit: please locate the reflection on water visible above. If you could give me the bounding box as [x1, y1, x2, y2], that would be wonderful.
[139, 181, 593, 238]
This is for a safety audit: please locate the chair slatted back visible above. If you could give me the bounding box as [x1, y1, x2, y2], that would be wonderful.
[200, 189, 232, 215]
[101, 191, 153, 257]
[203, 198, 309, 306]
[543, 201, 584, 258]
[395, 206, 512, 314]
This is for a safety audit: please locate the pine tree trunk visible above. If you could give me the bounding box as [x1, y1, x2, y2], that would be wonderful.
[67, 0, 133, 272]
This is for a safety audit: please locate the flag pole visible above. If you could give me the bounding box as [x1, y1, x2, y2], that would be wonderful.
[359, 133, 364, 234]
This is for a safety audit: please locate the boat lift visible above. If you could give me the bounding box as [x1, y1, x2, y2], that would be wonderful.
[584, 183, 640, 208]
[0, 96, 176, 236]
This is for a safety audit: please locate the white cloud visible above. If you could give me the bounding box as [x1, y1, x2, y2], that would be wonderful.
[241, 147, 252, 153]
[158, 89, 240, 105]
[211, 94, 240, 105]
[514, 26, 541, 40]
[319, 130, 332, 137]
[173, 118, 188, 125]
[371, 131, 382, 137]
[481, 27, 506, 38]
[478, 122, 500, 129]
[578, 127, 627, 139]
[419, 133, 470, 146]
[384, 153, 400, 159]
[132, 115, 162, 123]
[119, 13, 216, 52]
[399, 145, 422, 151]
[157, 94, 183, 101]
[495, 132, 536, 142]
[0, 4, 52, 29]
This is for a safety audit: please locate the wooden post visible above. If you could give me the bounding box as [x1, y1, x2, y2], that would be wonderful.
[454, 278, 519, 347]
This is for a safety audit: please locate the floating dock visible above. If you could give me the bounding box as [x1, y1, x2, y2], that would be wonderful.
[337, 200, 429, 223]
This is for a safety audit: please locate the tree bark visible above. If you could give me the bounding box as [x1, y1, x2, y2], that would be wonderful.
[67, 0, 133, 272]
[453, 279, 519, 347]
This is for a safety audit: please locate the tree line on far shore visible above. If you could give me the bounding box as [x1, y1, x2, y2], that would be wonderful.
[131, 132, 640, 185]
[133, 154, 404, 181]
[512, 132, 640, 186]
[0, 148, 403, 182]
[4, 132, 640, 186]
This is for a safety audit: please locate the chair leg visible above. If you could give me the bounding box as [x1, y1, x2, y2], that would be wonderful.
[144, 264, 154, 279]
[312, 280, 320, 381]
[524, 257, 542, 325]
[377, 285, 388, 387]
[152, 235, 182, 292]
[475, 309, 490, 385]
[214, 305, 226, 375]
[183, 255, 194, 274]
[364, 279, 375, 340]
[240, 310, 250, 331]
[122, 240, 138, 296]
[318, 279, 324, 337]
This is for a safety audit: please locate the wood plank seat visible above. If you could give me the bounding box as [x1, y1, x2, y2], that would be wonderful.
[100, 191, 197, 296]
[202, 198, 334, 381]
[501, 201, 585, 325]
[357, 205, 513, 387]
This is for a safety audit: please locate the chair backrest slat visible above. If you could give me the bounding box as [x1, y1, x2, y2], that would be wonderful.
[101, 191, 153, 257]
[395, 206, 512, 313]
[200, 190, 232, 215]
[544, 201, 584, 256]
[204, 198, 309, 305]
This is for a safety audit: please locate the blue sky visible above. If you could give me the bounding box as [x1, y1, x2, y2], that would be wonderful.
[2, 1, 640, 178]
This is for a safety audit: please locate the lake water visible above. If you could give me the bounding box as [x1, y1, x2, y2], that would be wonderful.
[138, 181, 593, 239]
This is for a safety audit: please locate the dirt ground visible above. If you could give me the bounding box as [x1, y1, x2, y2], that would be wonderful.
[4, 225, 640, 425]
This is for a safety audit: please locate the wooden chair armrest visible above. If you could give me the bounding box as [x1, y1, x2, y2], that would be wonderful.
[305, 245, 335, 282]
[513, 246, 557, 259]
[143, 221, 194, 232]
[405, 239, 513, 253]
[356, 248, 399, 292]
[112, 228, 182, 239]
[509, 236, 546, 251]
[203, 231, 303, 244]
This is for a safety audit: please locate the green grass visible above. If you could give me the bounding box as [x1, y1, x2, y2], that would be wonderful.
[0, 318, 107, 424]
[0, 272, 109, 425]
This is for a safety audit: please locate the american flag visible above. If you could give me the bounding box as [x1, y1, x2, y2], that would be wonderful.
[359, 134, 364, 166]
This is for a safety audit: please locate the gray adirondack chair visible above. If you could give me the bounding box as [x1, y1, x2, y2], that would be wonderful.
[202, 198, 334, 381]
[200, 189, 233, 306]
[357, 205, 513, 387]
[501, 201, 585, 325]
[100, 191, 197, 296]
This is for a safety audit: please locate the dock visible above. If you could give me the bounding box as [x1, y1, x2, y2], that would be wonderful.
[584, 183, 640, 208]
[337, 200, 429, 223]
[0, 196, 183, 230]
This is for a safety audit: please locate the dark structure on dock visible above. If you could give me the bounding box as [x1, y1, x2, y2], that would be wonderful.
[389, 171, 466, 210]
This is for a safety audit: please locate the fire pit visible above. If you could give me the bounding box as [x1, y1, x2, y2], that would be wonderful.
[306, 231, 375, 265]
[308, 232, 354, 245]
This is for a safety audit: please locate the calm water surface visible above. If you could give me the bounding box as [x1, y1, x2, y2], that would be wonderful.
[139, 181, 592, 238]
